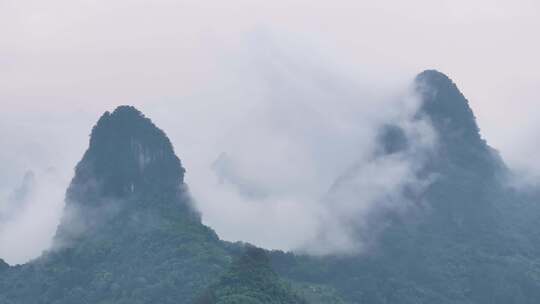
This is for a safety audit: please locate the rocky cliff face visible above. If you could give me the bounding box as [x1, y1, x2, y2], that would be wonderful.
[66, 105, 185, 203]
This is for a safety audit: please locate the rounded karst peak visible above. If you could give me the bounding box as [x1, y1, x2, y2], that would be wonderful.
[414, 69, 481, 144]
[70, 105, 185, 201]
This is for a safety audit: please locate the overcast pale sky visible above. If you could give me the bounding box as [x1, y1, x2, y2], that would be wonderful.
[1, 0, 539, 263]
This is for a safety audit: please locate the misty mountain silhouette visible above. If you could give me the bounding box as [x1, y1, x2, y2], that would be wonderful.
[0, 171, 36, 223]
[1, 70, 540, 304]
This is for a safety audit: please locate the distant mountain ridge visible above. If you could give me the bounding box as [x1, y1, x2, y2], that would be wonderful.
[1, 70, 539, 304]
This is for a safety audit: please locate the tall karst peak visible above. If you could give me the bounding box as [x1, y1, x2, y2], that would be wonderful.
[411, 70, 507, 203]
[68, 105, 185, 203]
[412, 70, 507, 176]
[415, 69, 482, 145]
[55, 105, 196, 246]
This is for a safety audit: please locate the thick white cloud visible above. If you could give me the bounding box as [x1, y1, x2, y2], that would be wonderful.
[0, 0, 538, 263]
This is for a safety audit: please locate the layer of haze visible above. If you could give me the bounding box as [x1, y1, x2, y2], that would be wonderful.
[0, 0, 539, 264]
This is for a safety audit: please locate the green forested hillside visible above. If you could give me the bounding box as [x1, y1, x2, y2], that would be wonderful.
[195, 246, 307, 304]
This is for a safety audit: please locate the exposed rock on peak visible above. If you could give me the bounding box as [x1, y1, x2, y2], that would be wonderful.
[68, 105, 185, 202]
